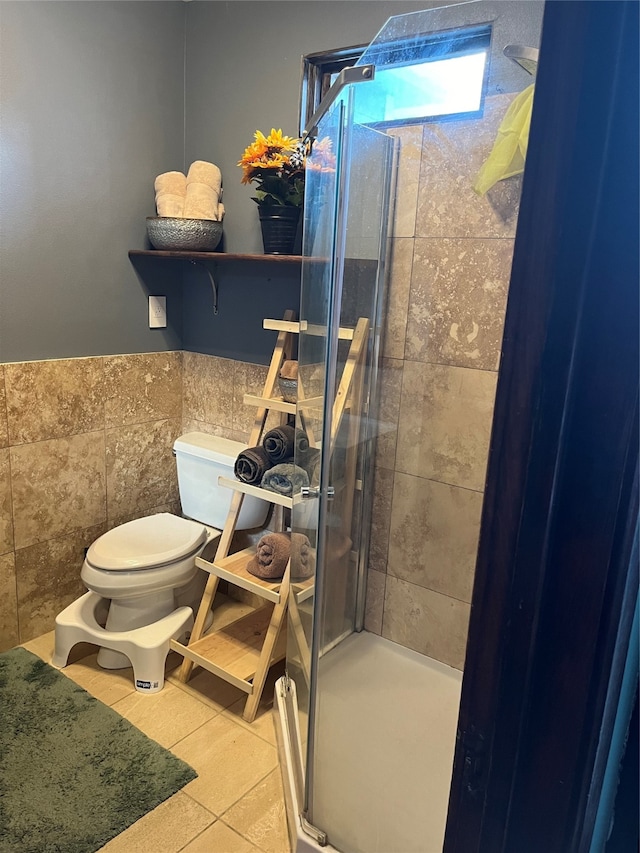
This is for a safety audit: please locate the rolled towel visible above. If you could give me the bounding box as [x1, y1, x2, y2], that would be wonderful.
[187, 160, 222, 195]
[279, 360, 298, 381]
[234, 445, 272, 485]
[291, 531, 315, 580]
[216, 202, 225, 221]
[184, 160, 223, 220]
[155, 171, 187, 195]
[154, 171, 186, 217]
[247, 532, 291, 580]
[261, 463, 309, 497]
[298, 446, 321, 485]
[184, 182, 220, 220]
[263, 425, 309, 464]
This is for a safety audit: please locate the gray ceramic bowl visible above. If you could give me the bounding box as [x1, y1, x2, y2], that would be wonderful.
[146, 217, 223, 252]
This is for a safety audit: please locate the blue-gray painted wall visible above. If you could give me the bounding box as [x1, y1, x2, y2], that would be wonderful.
[0, 1, 186, 363]
[0, 0, 539, 365]
[0, 0, 427, 364]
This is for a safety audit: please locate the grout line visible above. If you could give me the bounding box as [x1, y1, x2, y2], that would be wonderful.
[217, 761, 289, 853]
[218, 706, 277, 749]
[172, 792, 219, 853]
[165, 707, 225, 752]
[218, 818, 271, 853]
[220, 763, 279, 817]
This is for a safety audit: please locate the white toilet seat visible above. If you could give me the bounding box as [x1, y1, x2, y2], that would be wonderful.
[81, 513, 208, 599]
[86, 512, 208, 571]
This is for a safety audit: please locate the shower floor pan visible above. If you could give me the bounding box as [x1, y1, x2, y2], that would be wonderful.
[276, 631, 462, 853]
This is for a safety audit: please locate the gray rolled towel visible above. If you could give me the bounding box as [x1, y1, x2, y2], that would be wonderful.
[247, 532, 291, 580]
[263, 425, 310, 464]
[261, 463, 309, 497]
[234, 445, 272, 485]
[298, 446, 320, 485]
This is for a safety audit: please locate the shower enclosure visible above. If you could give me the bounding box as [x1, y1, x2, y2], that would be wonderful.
[275, 3, 544, 851]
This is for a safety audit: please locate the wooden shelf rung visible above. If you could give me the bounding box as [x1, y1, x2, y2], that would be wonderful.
[171, 606, 286, 693]
[243, 393, 296, 415]
[170, 639, 253, 693]
[293, 577, 315, 604]
[218, 475, 293, 509]
[263, 319, 301, 334]
[263, 318, 355, 340]
[196, 548, 283, 604]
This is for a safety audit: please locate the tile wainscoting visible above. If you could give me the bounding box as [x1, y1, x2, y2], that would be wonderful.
[0, 351, 275, 651]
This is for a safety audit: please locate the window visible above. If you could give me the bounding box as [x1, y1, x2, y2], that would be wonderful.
[300, 25, 491, 133]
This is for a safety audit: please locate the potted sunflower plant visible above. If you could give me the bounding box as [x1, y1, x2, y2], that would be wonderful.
[238, 128, 305, 254]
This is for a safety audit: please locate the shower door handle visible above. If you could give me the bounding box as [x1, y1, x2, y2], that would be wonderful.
[300, 486, 335, 500]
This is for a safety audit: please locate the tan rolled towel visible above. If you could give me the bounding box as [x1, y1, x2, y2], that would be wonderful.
[279, 360, 298, 381]
[184, 161, 223, 220]
[187, 160, 222, 195]
[247, 532, 291, 580]
[291, 532, 314, 579]
[154, 171, 187, 217]
[184, 182, 219, 220]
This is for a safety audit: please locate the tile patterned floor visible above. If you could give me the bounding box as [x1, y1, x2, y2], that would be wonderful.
[22, 630, 291, 853]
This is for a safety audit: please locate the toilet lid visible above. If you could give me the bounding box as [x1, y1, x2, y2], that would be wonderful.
[86, 513, 208, 571]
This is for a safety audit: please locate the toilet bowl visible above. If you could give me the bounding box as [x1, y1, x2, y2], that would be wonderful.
[53, 432, 270, 690]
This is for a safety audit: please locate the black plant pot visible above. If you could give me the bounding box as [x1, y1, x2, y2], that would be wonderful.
[259, 206, 301, 255]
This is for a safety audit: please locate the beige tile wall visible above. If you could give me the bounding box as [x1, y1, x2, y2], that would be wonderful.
[365, 98, 522, 670]
[0, 349, 279, 651]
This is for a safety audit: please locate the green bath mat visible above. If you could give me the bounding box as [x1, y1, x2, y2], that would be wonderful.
[0, 647, 197, 853]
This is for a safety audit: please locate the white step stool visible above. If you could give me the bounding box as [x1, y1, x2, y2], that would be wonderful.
[52, 591, 193, 693]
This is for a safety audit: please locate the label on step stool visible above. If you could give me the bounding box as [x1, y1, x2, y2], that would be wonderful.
[136, 680, 159, 690]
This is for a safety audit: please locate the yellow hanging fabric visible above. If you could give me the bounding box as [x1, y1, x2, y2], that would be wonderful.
[473, 84, 535, 196]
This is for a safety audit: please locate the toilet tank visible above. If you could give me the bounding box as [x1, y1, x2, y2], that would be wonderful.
[174, 432, 270, 531]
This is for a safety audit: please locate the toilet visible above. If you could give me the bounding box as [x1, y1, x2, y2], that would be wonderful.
[52, 432, 269, 692]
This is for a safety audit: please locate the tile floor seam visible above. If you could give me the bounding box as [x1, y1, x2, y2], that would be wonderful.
[167, 711, 230, 751]
[218, 818, 271, 853]
[218, 763, 281, 821]
[174, 812, 219, 853]
[220, 706, 277, 747]
[180, 791, 219, 820]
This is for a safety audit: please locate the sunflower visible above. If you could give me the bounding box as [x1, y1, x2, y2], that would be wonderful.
[238, 128, 305, 206]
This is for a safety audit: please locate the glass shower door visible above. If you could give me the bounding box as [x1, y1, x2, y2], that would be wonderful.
[288, 75, 395, 845]
[285, 95, 345, 741]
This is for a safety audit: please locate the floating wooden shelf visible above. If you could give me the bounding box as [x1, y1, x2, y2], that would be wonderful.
[128, 249, 305, 264]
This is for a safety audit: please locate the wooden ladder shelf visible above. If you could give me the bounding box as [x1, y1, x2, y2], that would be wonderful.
[171, 309, 369, 721]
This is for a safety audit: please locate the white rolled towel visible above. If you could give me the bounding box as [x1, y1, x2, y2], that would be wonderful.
[154, 171, 186, 217]
[184, 161, 222, 220]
